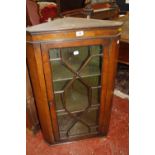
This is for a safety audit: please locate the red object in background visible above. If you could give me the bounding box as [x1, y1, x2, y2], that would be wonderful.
[26, 0, 58, 26]
[40, 5, 57, 22]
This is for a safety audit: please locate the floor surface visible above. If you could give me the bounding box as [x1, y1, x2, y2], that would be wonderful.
[26, 96, 129, 155]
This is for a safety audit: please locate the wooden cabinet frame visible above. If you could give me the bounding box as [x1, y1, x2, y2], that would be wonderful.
[26, 17, 122, 144]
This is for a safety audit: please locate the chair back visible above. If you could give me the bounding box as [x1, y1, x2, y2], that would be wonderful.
[26, 0, 40, 26]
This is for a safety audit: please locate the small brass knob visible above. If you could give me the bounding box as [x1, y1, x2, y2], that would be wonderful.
[118, 28, 122, 32]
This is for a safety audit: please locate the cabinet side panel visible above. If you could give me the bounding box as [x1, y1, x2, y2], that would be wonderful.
[99, 44, 110, 134]
[100, 38, 120, 134]
[26, 66, 40, 133]
[26, 43, 55, 144]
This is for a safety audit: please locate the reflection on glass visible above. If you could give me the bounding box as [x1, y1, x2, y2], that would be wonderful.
[49, 45, 103, 139]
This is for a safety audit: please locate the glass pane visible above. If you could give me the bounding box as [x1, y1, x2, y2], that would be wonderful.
[61, 46, 89, 72]
[64, 79, 89, 112]
[49, 45, 103, 140]
[57, 109, 99, 139]
[81, 109, 99, 126]
[51, 61, 74, 81]
[69, 122, 89, 136]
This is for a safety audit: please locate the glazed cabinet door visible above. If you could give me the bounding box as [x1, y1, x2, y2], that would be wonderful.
[41, 39, 112, 142]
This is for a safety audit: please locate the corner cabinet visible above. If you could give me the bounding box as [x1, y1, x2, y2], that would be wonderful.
[26, 17, 122, 144]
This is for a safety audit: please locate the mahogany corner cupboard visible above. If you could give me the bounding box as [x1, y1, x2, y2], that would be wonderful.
[26, 17, 123, 144]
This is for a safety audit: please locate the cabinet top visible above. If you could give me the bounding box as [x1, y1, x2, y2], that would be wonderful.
[26, 17, 123, 33]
